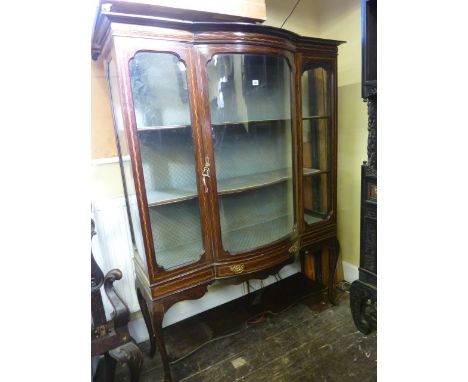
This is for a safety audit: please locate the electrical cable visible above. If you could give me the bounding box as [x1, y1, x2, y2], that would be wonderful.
[169, 286, 331, 365]
[280, 0, 302, 29]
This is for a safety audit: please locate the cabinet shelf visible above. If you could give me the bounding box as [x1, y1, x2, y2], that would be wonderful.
[218, 168, 291, 196]
[147, 168, 294, 207]
[223, 214, 293, 254]
[146, 168, 325, 207]
[137, 124, 191, 132]
[303, 168, 329, 177]
[211, 118, 289, 128]
[302, 115, 329, 120]
[147, 189, 198, 207]
[304, 212, 327, 225]
[137, 119, 291, 132]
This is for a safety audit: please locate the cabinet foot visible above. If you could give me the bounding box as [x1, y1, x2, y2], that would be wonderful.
[350, 280, 377, 334]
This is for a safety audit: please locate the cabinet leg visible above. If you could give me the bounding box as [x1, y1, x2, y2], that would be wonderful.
[327, 237, 340, 305]
[350, 280, 377, 334]
[136, 287, 156, 357]
[152, 303, 172, 382]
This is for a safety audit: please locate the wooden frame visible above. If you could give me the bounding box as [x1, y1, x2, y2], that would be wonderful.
[93, 5, 344, 381]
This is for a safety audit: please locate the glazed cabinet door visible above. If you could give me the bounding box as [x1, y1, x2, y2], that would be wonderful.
[198, 47, 297, 259]
[107, 40, 213, 281]
[299, 58, 336, 229]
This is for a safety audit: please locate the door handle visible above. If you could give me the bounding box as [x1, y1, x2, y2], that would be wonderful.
[202, 156, 210, 193]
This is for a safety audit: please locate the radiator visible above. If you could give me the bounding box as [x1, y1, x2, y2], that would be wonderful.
[92, 197, 140, 317]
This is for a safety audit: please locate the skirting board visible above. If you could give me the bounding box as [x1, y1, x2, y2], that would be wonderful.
[342, 261, 359, 283]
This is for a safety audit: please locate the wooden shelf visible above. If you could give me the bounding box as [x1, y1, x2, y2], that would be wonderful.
[303, 168, 329, 177]
[218, 168, 292, 195]
[147, 189, 198, 207]
[137, 118, 290, 132]
[302, 116, 329, 120]
[147, 168, 293, 207]
[304, 212, 327, 225]
[211, 118, 290, 127]
[222, 214, 293, 254]
[138, 124, 191, 132]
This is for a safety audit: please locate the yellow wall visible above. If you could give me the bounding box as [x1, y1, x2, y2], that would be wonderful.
[91, 0, 367, 266]
[317, 0, 368, 268]
[265, 0, 368, 267]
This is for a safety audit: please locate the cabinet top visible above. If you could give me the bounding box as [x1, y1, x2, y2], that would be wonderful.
[91, 1, 345, 60]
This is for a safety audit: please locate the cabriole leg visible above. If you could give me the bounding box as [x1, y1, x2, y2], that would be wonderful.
[152, 303, 172, 382]
[136, 287, 156, 357]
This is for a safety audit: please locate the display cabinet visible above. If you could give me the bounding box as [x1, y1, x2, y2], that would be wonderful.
[92, 3, 343, 380]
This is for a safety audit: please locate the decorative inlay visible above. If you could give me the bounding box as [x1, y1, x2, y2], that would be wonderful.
[229, 264, 245, 274]
[288, 241, 300, 254]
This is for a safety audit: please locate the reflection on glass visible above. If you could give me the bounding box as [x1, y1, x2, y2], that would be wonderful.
[301, 66, 329, 117]
[301, 65, 331, 225]
[130, 53, 190, 128]
[108, 60, 147, 275]
[303, 119, 330, 172]
[128, 52, 204, 269]
[207, 54, 294, 254]
[303, 174, 330, 224]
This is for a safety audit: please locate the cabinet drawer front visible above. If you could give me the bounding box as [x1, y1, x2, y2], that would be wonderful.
[215, 249, 294, 278]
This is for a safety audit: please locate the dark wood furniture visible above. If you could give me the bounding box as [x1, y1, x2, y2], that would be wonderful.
[350, 0, 377, 334]
[91, 2, 344, 380]
[92, 220, 143, 382]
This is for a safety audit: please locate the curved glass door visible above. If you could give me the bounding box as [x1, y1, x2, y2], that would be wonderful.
[128, 52, 204, 270]
[301, 63, 332, 225]
[207, 54, 294, 254]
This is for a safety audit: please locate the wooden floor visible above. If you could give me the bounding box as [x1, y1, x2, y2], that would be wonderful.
[115, 289, 376, 382]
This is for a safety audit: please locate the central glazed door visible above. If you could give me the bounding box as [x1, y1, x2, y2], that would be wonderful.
[195, 46, 298, 261]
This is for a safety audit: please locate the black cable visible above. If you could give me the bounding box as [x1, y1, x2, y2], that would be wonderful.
[280, 0, 302, 29]
[169, 286, 330, 365]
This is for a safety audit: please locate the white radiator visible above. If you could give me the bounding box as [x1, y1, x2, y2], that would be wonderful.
[92, 197, 140, 317]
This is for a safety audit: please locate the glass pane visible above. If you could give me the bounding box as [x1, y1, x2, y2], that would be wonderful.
[303, 119, 330, 172]
[130, 53, 191, 128]
[129, 52, 204, 270]
[301, 65, 331, 225]
[207, 54, 294, 254]
[303, 174, 330, 224]
[108, 60, 147, 275]
[301, 66, 329, 117]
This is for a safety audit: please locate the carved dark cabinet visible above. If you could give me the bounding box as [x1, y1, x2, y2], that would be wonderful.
[92, 2, 343, 380]
[350, 0, 377, 334]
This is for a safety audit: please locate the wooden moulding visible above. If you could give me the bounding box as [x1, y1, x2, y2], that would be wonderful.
[97, 0, 267, 23]
[91, 4, 344, 60]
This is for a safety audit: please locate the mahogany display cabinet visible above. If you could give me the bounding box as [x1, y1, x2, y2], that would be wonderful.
[92, 3, 343, 380]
